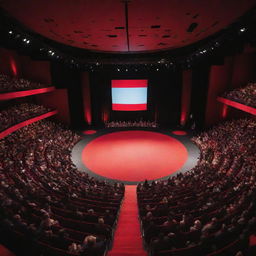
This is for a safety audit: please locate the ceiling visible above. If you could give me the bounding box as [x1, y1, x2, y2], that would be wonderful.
[0, 0, 255, 53]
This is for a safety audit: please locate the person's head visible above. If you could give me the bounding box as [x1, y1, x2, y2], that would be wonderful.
[98, 217, 104, 224]
[194, 220, 201, 229]
[146, 211, 153, 218]
[84, 235, 96, 247]
[88, 209, 94, 215]
[211, 217, 217, 223]
[167, 232, 175, 238]
[13, 214, 21, 221]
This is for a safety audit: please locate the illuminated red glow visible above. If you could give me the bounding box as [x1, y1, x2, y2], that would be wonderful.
[85, 111, 92, 125]
[81, 72, 92, 125]
[218, 97, 256, 116]
[10, 58, 18, 76]
[180, 70, 192, 126]
[222, 105, 228, 119]
[102, 108, 109, 122]
[0, 87, 55, 100]
[83, 130, 97, 135]
[112, 79, 148, 88]
[0, 110, 58, 139]
[112, 103, 147, 111]
[172, 130, 187, 135]
[180, 112, 186, 126]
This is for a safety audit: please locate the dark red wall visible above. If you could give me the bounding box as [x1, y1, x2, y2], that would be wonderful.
[0, 48, 21, 77]
[0, 48, 51, 84]
[35, 89, 70, 125]
[0, 48, 70, 125]
[180, 70, 192, 126]
[205, 57, 233, 126]
[19, 55, 51, 84]
[81, 72, 92, 125]
[231, 52, 256, 89]
[205, 49, 256, 127]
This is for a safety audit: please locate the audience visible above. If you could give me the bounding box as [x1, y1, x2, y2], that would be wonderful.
[0, 120, 124, 255]
[138, 118, 256, 256]
[105, 120, 158, 128]
[0, 74, 51, 93]
[0, 97, 255, 256]
[222, 82, 256, 108]
[0, 103, 52, 131]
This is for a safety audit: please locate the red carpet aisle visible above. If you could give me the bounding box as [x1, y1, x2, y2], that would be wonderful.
[0, 245, 15, 256]
[108, 185, 147, 256]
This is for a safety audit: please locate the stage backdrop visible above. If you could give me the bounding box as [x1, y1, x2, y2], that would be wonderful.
[89, 69, 182, 127]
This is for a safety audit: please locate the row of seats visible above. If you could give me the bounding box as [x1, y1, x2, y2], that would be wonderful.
[0, 103, 52, 132]
[137, 118, 256, 256]
[221, 82, 256, 108]
[0, 74, 51, 93]
[0, 120, 124, 256]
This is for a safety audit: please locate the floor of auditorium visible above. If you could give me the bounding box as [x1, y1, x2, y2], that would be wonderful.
[72, 128, 200, 185]
[71, 127, 200, 255]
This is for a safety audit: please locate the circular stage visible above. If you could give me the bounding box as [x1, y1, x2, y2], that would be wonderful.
[72, 129, 200, 184]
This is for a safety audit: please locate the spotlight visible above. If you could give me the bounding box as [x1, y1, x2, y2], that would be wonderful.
[8, 30, 13, 34]
[240, 27, 246, 32]
[26, 40, 30, 44]
[23, 38, 27, 42]
[156, 68, 159, 71]
[117, 68, 120, 72]
[125, 69, 128, 72]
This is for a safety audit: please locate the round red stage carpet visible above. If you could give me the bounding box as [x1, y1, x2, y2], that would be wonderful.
[82, 131, 188, 182]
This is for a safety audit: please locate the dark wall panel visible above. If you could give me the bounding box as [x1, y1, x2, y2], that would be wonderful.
[191, 65, 210, 129]
[89, 69, 182, 127]
[51, 63, 84, 129]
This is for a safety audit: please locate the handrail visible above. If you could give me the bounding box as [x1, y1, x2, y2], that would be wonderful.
[0, 110, 58, 139]
[217, 96, 256, 115]
[0, 86, 55, 100]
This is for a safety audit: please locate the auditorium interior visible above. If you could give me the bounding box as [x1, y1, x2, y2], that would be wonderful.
[0, 1, 256, 256]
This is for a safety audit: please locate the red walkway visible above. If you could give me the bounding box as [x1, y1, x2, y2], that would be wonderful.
[108, 185, 147, 256]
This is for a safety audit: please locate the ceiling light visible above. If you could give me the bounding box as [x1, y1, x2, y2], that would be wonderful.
[8, 30, 13, 34]
[240, 27, 246, 32]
